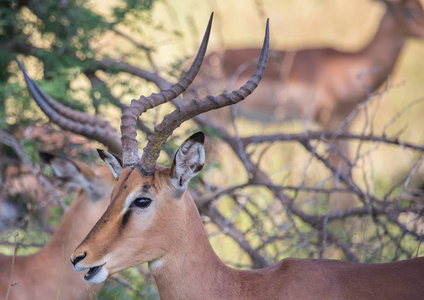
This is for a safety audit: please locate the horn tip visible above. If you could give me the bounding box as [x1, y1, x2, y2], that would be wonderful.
[206, 12, 214, 33]
[261, 18, 270, 56]
[16, 58, 24, 68]
[265, 18, 270, 41]
[16, 59, 27, 74]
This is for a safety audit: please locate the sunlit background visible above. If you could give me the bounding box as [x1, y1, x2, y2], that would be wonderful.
[2, 0, 424, 298]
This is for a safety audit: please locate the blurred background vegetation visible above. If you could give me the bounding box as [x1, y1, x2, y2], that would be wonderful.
[1, 0, 424, 299]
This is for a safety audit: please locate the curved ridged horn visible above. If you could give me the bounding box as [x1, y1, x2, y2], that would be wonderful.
[138, 19, 270, 176]
[17, 60, 122, 155]
[120, 13, 214, 167]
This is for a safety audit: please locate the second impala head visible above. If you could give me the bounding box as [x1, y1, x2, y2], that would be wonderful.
[70, 132, 205, 284]
[381, 0, 424, 38]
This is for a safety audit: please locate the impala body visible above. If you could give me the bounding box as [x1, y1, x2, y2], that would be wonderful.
[203, 0, 424, 129]
[65, 14, 424, 300]
[0, 155, 114, 300]
[200, 0, 424, 172]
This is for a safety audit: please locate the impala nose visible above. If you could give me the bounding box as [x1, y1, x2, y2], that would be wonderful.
[71, 252, 87, 266]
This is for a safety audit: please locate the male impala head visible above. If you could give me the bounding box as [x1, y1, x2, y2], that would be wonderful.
[378, 0, 424, 38]
[70, 14, 269, 284]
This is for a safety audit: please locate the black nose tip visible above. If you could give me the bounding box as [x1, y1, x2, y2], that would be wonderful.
[71, 252, 87, 266]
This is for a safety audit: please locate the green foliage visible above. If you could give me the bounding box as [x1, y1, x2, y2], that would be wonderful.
[112, 0, 154, 23]
[0, 0, 157, 128]
[47, 204, 64, 226]
[22, 138, 41, 162]
[99, 268, 158, 299]
[199, 125, 224, 139]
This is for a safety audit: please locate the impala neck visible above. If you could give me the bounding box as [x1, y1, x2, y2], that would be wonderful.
[359, 10, 407, 81]
[149, 191, 241, 300]
[38, 190, 96, 262]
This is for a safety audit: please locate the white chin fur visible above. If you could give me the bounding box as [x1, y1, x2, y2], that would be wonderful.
[84, 267, 109, 284]
[149, 258, 164, 271]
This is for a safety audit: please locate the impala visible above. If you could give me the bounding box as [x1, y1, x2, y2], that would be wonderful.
[69, 15, 424, 300]
[0, 152, 115, 300]
[201, 0, 424, 170]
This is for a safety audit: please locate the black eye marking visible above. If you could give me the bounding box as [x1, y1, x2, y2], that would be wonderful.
[131, 197, 152, 209]
[121, 210, 131, 228]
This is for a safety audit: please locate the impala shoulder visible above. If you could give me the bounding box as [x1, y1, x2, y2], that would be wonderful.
[276, 257, 323, 269]
[272, 258, 343, 298]
[275, 258, 345, 283]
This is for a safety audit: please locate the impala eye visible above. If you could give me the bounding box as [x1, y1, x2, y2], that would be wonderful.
[131, 197, 152, 209]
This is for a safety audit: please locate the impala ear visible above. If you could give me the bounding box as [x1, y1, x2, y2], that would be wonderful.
[39, 151, 96, 190]
[40, 151, 81, 180]
[170, 132, 205, 190]
[97, 149, 123, 180]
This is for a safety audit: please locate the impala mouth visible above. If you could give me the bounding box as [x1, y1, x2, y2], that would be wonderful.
[84, 265, 102, 280]
[82, 263, 108, 284]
